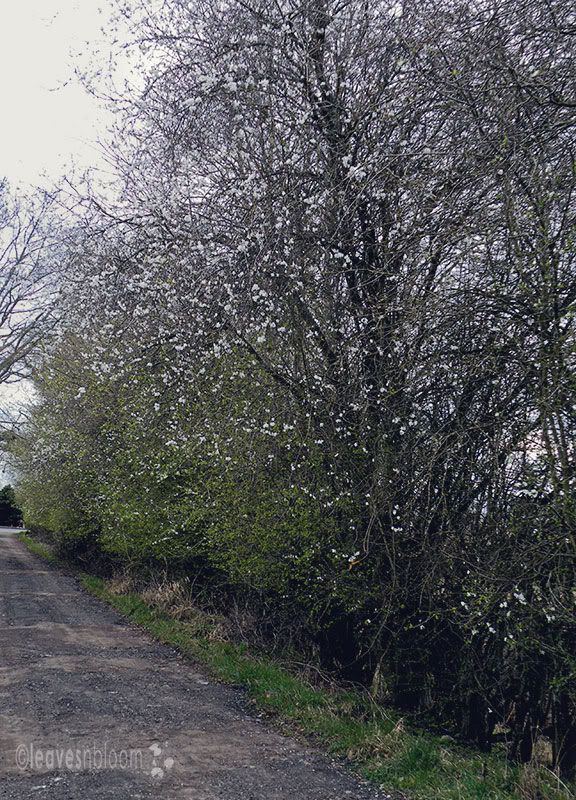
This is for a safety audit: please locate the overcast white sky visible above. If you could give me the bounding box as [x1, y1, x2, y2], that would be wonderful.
[0, 2, 120, 481]
[0, 0, 114, 188]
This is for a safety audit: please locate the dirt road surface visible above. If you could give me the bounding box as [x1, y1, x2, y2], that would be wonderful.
[0, 529, 390, 799]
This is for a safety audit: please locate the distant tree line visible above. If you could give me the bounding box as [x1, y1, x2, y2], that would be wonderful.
[0, 484, 22, 527]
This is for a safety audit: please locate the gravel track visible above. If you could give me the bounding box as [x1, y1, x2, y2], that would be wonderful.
[0, 529, 391, 799]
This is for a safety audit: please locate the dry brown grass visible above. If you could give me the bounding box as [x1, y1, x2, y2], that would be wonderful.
[139, 578, 231, 641]
[140, 579, 194, 619]
[107, 573, 137, 595]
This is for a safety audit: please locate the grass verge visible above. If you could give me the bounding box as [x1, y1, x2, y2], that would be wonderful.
[18, 533, 573, 800]
[17, 532, 58, 563]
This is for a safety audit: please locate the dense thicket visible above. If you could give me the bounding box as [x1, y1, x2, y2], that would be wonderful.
[12, 0, 576, 778]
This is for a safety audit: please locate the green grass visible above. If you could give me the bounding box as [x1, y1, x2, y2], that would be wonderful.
[17, 532, 58, 563]
[19, 535, 573, 800]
